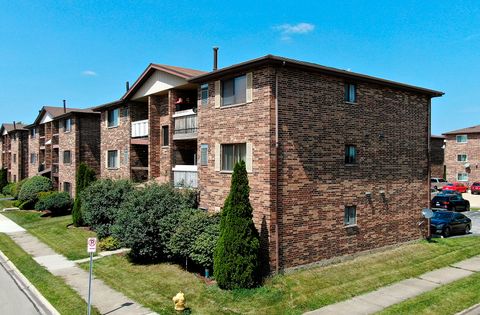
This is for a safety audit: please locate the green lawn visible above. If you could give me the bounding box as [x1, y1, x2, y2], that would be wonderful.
[79, 237, 480, 315]
[0, 233, 100, 315]
[470, 207, 480, 211]
[0, 199, 13, 209]
[3, 210, 96, 260]
[377, 272, 480, 315]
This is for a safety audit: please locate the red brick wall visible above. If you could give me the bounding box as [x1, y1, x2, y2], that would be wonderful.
[444, 133, 480, 185]
[8, 131, 28, 182]
[430, 137, 445, 178]
[28, 127, 40, 177]
[58, 117, 77, 195]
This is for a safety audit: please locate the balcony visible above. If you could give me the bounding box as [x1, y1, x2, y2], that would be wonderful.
[173, 165, 198, 188]
[131, 120, 149, 138]
[173, 110, 197, 140]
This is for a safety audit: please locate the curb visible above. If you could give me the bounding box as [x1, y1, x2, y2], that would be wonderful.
[456, 303, 480, 315]
[0, 250, 60, 315]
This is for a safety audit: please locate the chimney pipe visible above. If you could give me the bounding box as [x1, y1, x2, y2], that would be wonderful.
[63, 100, 66, 113]
[213, 47, 219, 71]
[126, 81, 130, 92]
[13, 121, 16, 129]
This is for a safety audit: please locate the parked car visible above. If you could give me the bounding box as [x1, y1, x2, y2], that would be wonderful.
[431, 193, 470, 211]
[430, 210, 471, 237]
[471, 182, 480, 195]
[431, 178, 448, 190]
[431, 188, 439, 197]
[441, 182, 468, 194]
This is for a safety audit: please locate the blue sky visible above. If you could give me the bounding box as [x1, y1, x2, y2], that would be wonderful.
[0, 0, 479, 135]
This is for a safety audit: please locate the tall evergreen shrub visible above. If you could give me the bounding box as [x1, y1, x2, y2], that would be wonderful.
[0, 168, 8, 192]
[213, 161, 260, 290]
[72, 163, 96, 226]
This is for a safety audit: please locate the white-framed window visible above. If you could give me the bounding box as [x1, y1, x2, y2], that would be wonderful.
[30, 153, 36, 164]
[344, 83, 357, 103]
[457, 154, 468, 162]
[63, 182, 71, 195]
[63, 150, 71, 164]
[13, 154, 16, 163]
[344, 206, 357, 226]
[201, 84, 208, 106]
[221, 143, 246, 171]
[64, 118, 72, 132]
[107, 108, 120, 128]
[221, 75, 247, 106]
[200, 144, 208, 166]
[162, 125, 169, 146]
[107, 150, 119, 169]
[457, 173, 468, 182]
[456, 135, 468, 143]
[345, 145, 357, 164]
[30, 128, 36, 138]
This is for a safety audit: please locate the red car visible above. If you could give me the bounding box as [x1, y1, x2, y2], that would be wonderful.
[471, 182, 480, 195]
[442, 182, 468, 194]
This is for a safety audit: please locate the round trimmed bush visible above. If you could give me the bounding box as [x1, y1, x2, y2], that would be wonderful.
[18, 176, 53, 203]
[35, 191, 72, 215]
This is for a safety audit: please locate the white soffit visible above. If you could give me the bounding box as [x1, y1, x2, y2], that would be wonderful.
[131, 70, 188, 100]
[40, 112, 53, 124]
[2, 129, 7, 136]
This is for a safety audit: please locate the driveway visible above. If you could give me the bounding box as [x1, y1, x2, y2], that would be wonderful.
[463, 192, 480, 208]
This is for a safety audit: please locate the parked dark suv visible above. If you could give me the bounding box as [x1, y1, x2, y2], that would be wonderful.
[431, 193, 470, 212]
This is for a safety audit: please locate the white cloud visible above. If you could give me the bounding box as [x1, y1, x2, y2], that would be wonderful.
[275, 22, 315, 41]
[82, 70, 98, 76]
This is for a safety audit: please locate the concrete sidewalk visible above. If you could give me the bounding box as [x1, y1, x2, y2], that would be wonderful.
[305, 256, 480, 315]
[0, 214, 156, 315]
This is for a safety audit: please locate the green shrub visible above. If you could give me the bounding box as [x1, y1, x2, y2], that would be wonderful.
[12, 200, 21, 207]
[112, 183, 196, 262]
[82, 179, 133, 239]
[18, 176, 52, 203]
[0, 168, 8, 192]
[168, 210, 219, 266]
[18, 200, 35, 210]
[35, 191, 72, 215]
[12, 178, 28, 199]
[214, 161, 260, 290]
[98, 236, 121, 251]
[72, 163, 97, 226]
[2, 183, 15, 196]
[190, 221, 220, 268]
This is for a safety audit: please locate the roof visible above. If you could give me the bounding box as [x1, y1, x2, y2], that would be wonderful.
[0, 122, 27, 134]
[189, 55, 444, 97]
[443, 125, 480, 135]
[31, 106, 96, 126]
[431, 134, 446, 139]
[92, 99, 124, 112]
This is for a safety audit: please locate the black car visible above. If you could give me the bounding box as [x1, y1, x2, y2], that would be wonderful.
[430, 211, 471, 237]
[430, 193, 470, 212]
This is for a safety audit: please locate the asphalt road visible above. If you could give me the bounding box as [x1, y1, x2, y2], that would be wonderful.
[0, 261, 39, 315]
[465, 211, 480, 235]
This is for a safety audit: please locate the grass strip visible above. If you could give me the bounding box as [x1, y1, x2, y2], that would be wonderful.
[377, 272, 480, 315]
[80, 237, 480, 314]
[0, 233, 100, 315]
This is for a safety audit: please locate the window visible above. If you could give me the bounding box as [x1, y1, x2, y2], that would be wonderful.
[221, 143, 246, 171]
[457, 173, 468, 181]
[344, 206, 357, 226]
[107, 108, 119, 128]
[344, 83, 357, 103]
[457, 154, 468, 162]
[63, 182, 71, 195]
[107, 150, 119, 169]
[13, 154, 16, 163]
[63, 150, 71, 164]
[345, 145, 357, 164]
[30, 153, 36, 164]
[222, 75, 246, 106]
[30, 128, 36, 138]
[162, 125, 169, 146]
[201, 84, 208, 106]
[64, 118, 72, 132]
[200, 144, 208, 166]
[13, 175, 16, 182]
[456, 135, 468, 143]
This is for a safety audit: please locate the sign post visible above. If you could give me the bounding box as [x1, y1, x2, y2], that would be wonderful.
[87, 237, 97, 315]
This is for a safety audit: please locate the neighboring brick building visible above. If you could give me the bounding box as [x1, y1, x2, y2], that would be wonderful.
[443, 125, 480, 185]
[94, 64, 205, 185]
[189, 55, 443, 271]
[26, 106, 100, 196]
[0, 122, 29, 182]
[431, 135, 445, 178]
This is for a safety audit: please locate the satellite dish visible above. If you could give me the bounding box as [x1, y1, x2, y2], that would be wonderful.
[422, 208, 434, 219]
[464, 163, 470, 168]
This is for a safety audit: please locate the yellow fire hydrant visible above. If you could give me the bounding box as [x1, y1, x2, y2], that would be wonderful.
[172, 291, 186, 311]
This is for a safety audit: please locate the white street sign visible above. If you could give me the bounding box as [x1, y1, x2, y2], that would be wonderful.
[87, 238, 97, 253]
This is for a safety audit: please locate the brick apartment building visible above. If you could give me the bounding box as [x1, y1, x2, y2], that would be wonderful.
[443, 125, 480, 185]
[0, 122, 29, 182]
[93, 55, 442, 271]
[431, 135, 445, 178]
[26, 106, 100, 196]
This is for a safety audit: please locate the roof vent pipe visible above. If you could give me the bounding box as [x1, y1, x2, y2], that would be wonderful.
[213, 47, 219, 71]
[13, 121, 16, 129]
[126, 81, 130, 92]
[63, 100, 66, 113]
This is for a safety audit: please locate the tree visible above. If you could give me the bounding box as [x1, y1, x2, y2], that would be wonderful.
[72, 163, 97, 226]
[213, 160, 260, 290]
[0, 168, 8, 192]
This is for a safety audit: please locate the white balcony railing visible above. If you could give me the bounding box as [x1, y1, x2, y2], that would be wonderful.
[173, 165, 198, 188]
[173, 111, 197, 140]
[131, 119, 149, 138]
